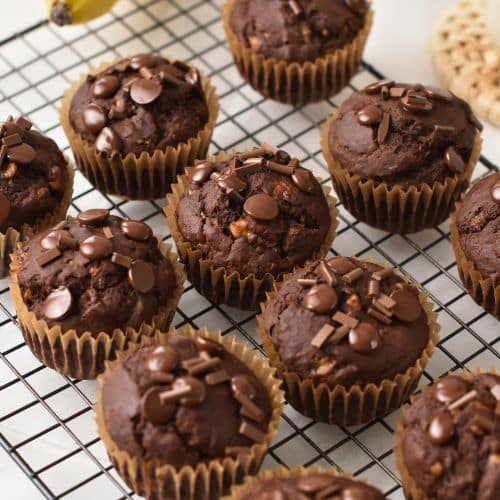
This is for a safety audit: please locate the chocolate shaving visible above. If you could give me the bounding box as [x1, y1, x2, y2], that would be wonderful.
[288, 0, 301, 15]
[160, 385, 191, 404]
[205, 369, 230, 386]
[186, 356, 220, 376]
[225, 446, 251, 456]
[266, 160, 294, 175]
[448, 390, 477, 411]
[297, 278, 317, 287]
[0, 145, 6, 165]
[331, 311, 359, 329]
[102, 226, 113, 239]
[368, 279, 380, 297]
[377, 112, 390, 144]
[434, 124, 456, 134]
[372, 268, 393, 281]
[239, 420, 266, 442]
[343, 267, 363, 284]
[367, 307, 392, 324]
[319, 260, 337, 287]
[372, 299, 393, 317]
[377, 293, 396, 309]
[311, 324, 335, 349]
[234, 390, 265, 423]
[36, 247, 61, 267]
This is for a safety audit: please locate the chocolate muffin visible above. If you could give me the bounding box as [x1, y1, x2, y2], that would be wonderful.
[259, 256, 438, 424]
[225, 467, 384, 500]
[451, 172, 500, 317]
[396, 372, 500, 500]
[9, 209, 184, 379]
[0, 116, 73, 276]
[322, 81, 483, 233]
[95, 328, 283, 500]
[223, 0, 373, 104]
[61, 54, 219, 199]
[166, 144, 338, 310]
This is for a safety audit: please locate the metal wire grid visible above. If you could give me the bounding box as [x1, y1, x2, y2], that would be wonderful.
[0, 0, 498, 498]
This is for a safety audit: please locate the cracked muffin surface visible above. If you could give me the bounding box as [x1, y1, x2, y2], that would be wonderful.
[175, 144, 331, 279]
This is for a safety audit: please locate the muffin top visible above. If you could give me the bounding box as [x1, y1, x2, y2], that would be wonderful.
[69, 54, 209, 157]
[238, 473, 383, 500]
[229, 0, 368, 63]
[456, 173, 500, 284]
[401, 373, 500, 500]
[263, 257, 430, 388]
[16, 209, 177, 335]
[175, 144, 331, 279]
[328, 81, 482, 187]
[0, 116, 69, 233]
[101, 334, 272, 467]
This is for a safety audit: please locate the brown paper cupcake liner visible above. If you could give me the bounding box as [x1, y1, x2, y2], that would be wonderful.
[394, 368, 499, 500]
[9, 241, 184, 380]
[164, 155, 339, 311]
[321, 111, 482, 234]
[450, 207, 500, 318]
[95, 326, 284, 500]
[222, 0, 373, 105]
[257, 260, 440, 426]
[0, 162, 74, 279]
[60, 59, 219, 200]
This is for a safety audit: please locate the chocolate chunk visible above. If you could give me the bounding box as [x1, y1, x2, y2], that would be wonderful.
[377, 112, 390, 144]
[189, 162, 214, 184]
[77, 208, 109, 226]
[6, 143, 36, 165]
[364, 80, 395, 94]
[92, 75, 120, 99]
[291, 168, 315, 193]
[332, 311, 359, 329]
[194, 336, 224, 355]
[231, 374, 258, 400]
[128, 259, 155, 293]
[303, 284, 338, 314]
[311, 323, 335, 349]
[130, 78, 163, 105]
[243, 193, 279, 221]
[172, 376, 206, 406]
[357, 105, 382, 126]
[95, 127, 121, 156]
[428, 411, 455, 445]
[239, 420, 266, 443]
[111, 252, 132, 268]
[35, 247, 61, 267]
[389, 87, 406, 98]
[2, 133, 22, 147]
[145, 345, 179, 373]
[401, 92, 433, 113]
[328, 256, 355, 275]
[390, 288, 421, 322]
[296, 474, 333, 493]
[42, 286, 72, 320]
[434, 376, 470, 404]
[0, 192, 11, 224]
[83, 104, 106, 134]
[424, 85, 453, 102]
[120, 220, 152, 241]
[444, 146, 465, 173]
[205, 369, 230, 386]
[348, 322, 381, 353]
[79, 235, 113, 260]
[141, 386, 176, 425]
[218, 173, 247, 193]
[16, 117, 32, 130]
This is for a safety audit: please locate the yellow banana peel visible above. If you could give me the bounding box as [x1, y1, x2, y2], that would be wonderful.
[46, 0, 119, 26]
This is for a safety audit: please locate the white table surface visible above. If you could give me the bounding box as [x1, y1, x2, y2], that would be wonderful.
[0, 1, 499, 499]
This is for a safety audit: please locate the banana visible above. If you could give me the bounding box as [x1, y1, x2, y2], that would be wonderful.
[46, 0, 118, 26]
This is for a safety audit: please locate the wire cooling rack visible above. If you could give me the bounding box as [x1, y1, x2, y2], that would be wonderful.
[0, 0, 498, 498]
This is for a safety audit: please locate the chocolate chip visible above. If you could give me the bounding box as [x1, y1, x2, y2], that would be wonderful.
[218, 173, 247, 193]
[173, 376, 206, 406]
[231, 374, 258, 400]
[194, 336, 225, 356]
[185, 67, 199, 86]
[401, 92, 433, 113]
[120, 220, 152, 241]
[42, 286, 72, 320]
[145, 346, 178, 373]
[291, 168, 315, 193]
[357, 105, 383, 126]
[296, 474, 333, 493]
[77, 208, 109, 226]
[390, 288, 421, 322]
[303, 284, 338, 314]
[130, 54, 159, 70]
[348, 322, 381, 353]
[189, 161, 214, 184]
[424, 85, 453, 102]
[363, 79, 395, 94]
[434, 376, 470, 404]
[95, 127, 121, 156]
[377, 112, 390, 144]
[83, 104, 106, 134]
[490, 180, 500, 204]
[141, 386, 176, 425]
[243, 193, 279, 221]
[130, 78, 162, 105]
[444, 146, 465, 174]
[343, 485, 373, 500]
[6, 143, 36, 164]
[428, 411, 455, 445]
[80, 235, 112, 260]
[128, 259, 155, 293]
[0, 192, 11, 224]
[41, 230, 62, 250]
[57, 231, 77, 250]
[92, 75, 120, 99]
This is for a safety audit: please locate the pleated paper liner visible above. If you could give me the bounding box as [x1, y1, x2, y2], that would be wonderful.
[394, 368, 499, 500]
[60, 59, 219, 200]
[0, 162, 74, 278]
[450, 207, 500, 318]
[257, 260, 440, 426]
[321, 111, 483, 234]
[222, 0, 373, 105]
[95, 326, 284, 500]
[164, 158, 339, 311]
[9, 241, 184, 380]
